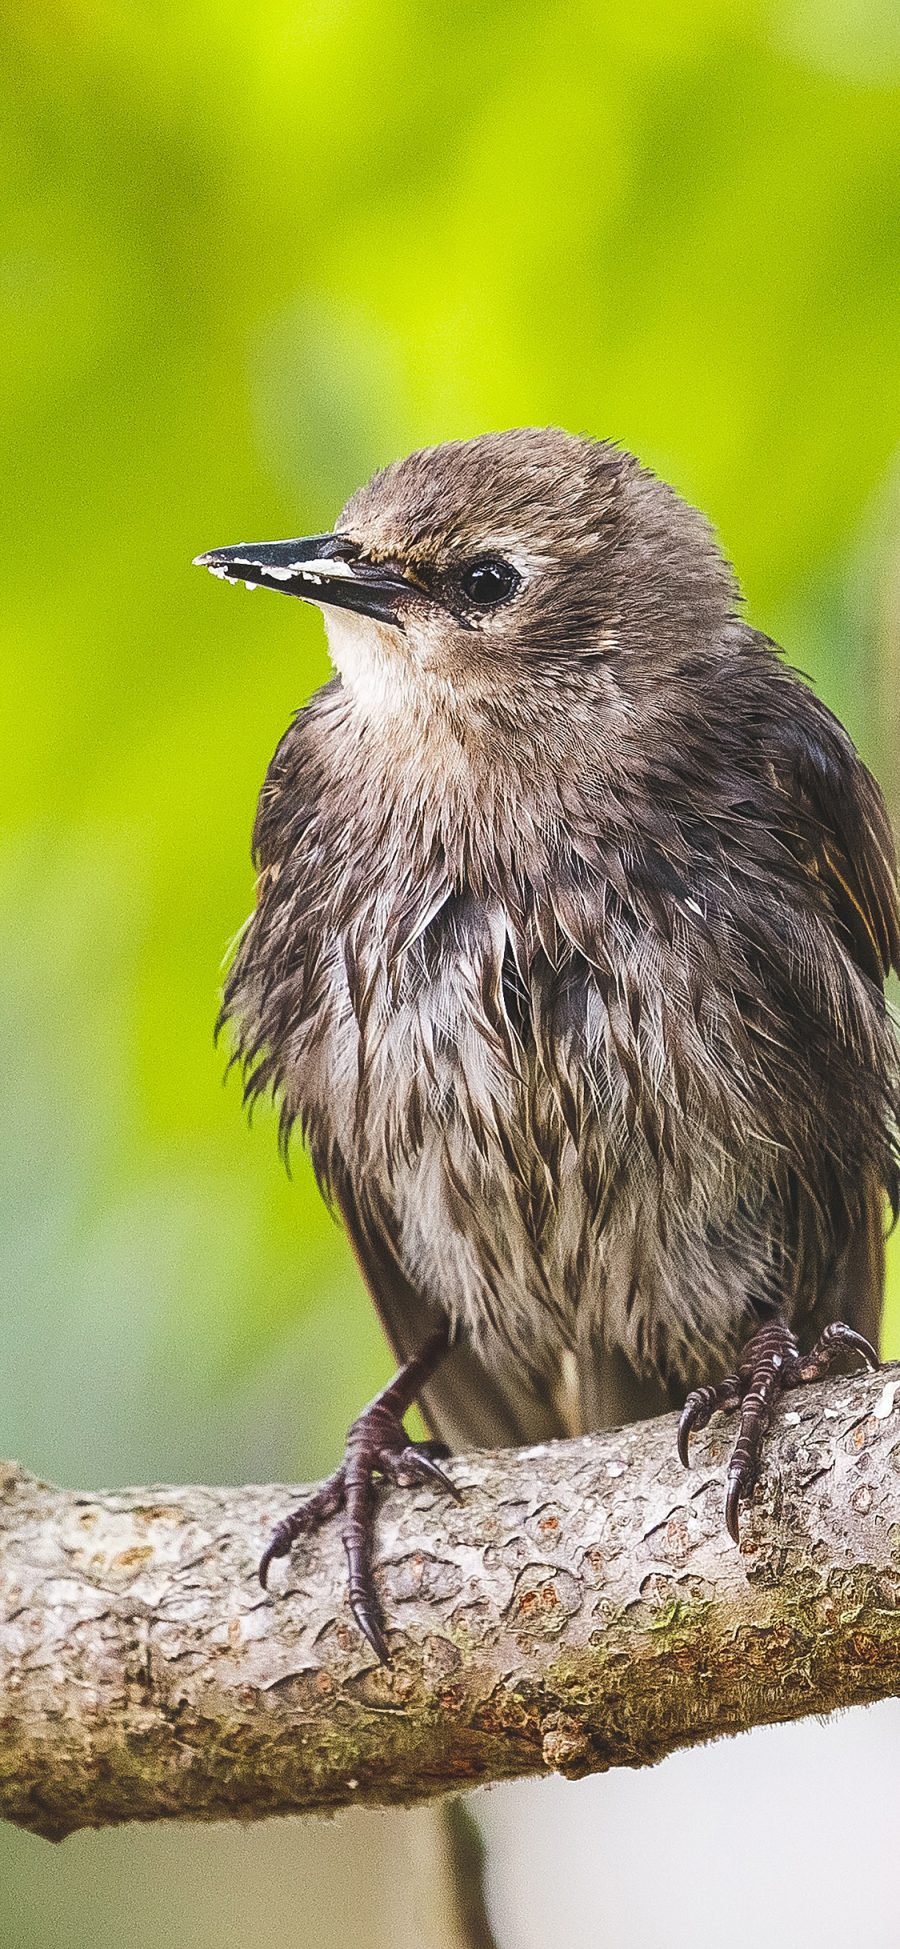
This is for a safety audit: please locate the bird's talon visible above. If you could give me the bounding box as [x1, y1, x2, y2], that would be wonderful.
[725, 1469, 745, 1545]
[256, 1329, 452, 1658]
[677, 1317, 881, 1545]
[258, 1518, 300, 1589]
[676, 1396, 703, 1467]
[399, 1446, 462, 1499]
[351, 1602, 391, 1665]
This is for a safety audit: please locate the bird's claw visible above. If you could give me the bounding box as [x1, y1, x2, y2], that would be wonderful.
[725, 1464, 748, 1546]
[258, 1469, 344, 1590]
[258, 1407, 460, 1662]
[677, 1376, 741, 1467]
[677, 1317, 879, 1543]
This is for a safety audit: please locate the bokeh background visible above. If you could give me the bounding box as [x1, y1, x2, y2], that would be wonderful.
[2, 3, 900, 1945]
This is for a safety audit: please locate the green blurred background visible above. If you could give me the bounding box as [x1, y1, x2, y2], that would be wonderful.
[2, 2, 899, 1945]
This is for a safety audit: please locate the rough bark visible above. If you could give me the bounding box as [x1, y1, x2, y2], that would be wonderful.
[2, 1365, 900, 1843]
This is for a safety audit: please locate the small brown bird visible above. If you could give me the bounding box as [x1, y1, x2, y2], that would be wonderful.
[197, 429, 899, 1661]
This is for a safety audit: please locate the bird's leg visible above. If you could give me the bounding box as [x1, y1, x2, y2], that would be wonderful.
[678, 1317, 879, 1543]
[258, 1323, 458, 1662]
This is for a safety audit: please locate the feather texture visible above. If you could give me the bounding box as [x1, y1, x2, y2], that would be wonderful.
[220, 432, 900, 1444]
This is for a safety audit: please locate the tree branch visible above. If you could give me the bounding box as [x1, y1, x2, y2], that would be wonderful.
[3, 1364, 900, 1842]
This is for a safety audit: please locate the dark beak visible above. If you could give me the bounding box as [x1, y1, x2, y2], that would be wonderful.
[193, 533, 410, 626]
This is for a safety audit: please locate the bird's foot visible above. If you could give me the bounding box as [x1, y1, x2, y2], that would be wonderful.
[677, 1318, 879, 1543]
[258, 1394, 460, 1663]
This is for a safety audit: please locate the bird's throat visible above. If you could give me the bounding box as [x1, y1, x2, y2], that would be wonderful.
[324, 607, 465, 733]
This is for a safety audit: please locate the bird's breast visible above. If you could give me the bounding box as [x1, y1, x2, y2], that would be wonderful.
[286, 881, 765, 1386]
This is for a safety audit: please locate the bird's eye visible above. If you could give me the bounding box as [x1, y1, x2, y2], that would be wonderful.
[459, 558, 520, 607]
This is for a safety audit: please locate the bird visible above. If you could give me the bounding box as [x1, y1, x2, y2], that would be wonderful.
[196, 427, 899, 1663]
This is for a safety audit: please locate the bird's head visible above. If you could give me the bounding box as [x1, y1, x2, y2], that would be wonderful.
[196, 429, 738, 733]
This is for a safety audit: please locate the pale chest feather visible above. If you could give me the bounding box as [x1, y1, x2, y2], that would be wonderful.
[282, 884, 775, 1388]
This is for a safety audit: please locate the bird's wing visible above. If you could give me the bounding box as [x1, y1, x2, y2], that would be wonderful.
[773, 683, 899, 1345]
[774, 685, 900, 986]
[333, 1166, 567, 1450]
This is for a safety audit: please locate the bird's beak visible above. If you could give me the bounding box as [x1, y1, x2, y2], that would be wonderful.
[193, 534, 410, 626]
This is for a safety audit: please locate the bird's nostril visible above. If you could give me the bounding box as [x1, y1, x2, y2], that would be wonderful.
[318, 534, 361, 562]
